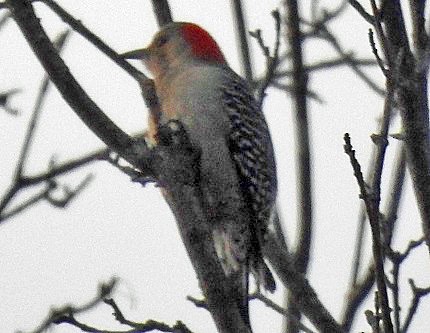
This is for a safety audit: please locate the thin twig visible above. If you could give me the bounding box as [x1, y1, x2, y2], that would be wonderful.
[24, 278, 117, 333]
[369, 0, 392, 67]
[41, 0, 159, 110]
[0, 88, 21, 115]
[341, 38, 396, 332]
[231, 0, 253, 82]
[253, 10, 281, 109]
[7, 0, 149, 168]
[308, 0, 349, 27]
[401, 280, 430, 332]
[45, 174, 93, 208]
[0, 30, 71, 219]
[15, 30, 70, 180]
[349, 204, 367, 287]
[20, 149, 109, 186]
[348, 0, 375, 25]
[40, 0, 145, 82]
[342, 267, 375, 331]
[272, 56, 377, 78]
[343, 133, 393, 333]
[368, 28, 387, 74]
[341, 143, 406, 331]
[103, 298, 193, 333]
[306, 56, 376, 71]
[0, 185, 53, 222]
[386, 237, 425, 332]
[263, 232, 344, 333]
[304, 21, 385, 95]
[186, 296, 207, 310]
[271, 82, 324, 103]
[249, 292, 315, 333]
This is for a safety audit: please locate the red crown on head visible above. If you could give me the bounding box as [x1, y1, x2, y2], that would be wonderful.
[180, 23, 226, 63]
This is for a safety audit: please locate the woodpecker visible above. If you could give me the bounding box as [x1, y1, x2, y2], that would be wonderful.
[122, 22, 277, 324]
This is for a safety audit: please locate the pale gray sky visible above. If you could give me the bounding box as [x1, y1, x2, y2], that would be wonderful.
[1, 1, 429, 332]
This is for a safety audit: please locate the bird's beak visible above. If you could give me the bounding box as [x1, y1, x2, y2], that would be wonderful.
[120, 47, 151, 60]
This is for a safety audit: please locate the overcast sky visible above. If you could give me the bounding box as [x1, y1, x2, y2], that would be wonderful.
[1, 1, 429, 332]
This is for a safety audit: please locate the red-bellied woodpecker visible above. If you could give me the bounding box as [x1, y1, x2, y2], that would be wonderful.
[122, 22, 277, 325]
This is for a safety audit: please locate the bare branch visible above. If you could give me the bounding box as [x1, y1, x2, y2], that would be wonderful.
[382, 1, 430, 254]
[52, 293, 194, 333]
[368, 28, 387, 74]
[23, 278, 117, 333]
[0, 88, 21, 115]
[45, 174, 93, 208]
[186, 295, 208, 310]
[0, 185, 53, 222]
[0, 30, 72, 221]
[20, 149, 108, 186]
[284, 0, 312, 274]
[252, 10, 281, 109]
[283, 1, 313, 331]
[368, 1, 391, 68]
[40, 0, 145, 81]
[263, 232, 343, 333]
[249, 292, 315, 333]
[386, 237, 425, 332]
[348, 0, 374, 25]
[304, 21, 385, 95]
[99, 298, 194, 333]
[7, 0, 150, 170]
[341, 143, 407, 331]
[308, 1, 349, 27]
[150, 0, 173, 27]
[306, 56, 376, 72]
[16, 31, 70, 180]
[342, 267, 375, 331]
[343, 133, 393, 333]
[271, 82, 324, 103]
[401, 279, 430, 332]
[231, 0, 253, 82]
[40, 0, 160, 110]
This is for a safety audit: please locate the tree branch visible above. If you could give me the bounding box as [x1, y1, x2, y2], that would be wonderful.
[25, 278, 117, 333]
[401, 279, 430, 332]
[348, 0, 375, 25]
[249, 292, 315, 333]
[252, 10, 281, 109]
[150, 0, 173, 27]
[263, 232, 343, 333]
[41, 0, 144, 80]
[152, 123, 251, 333]
[343, 133, 393, 333]
[382, 1, 430, 254]
[341, 143, 407, 331]
[6, 0, 150, 171]
[283, 1, 313, 331]
[231, 0, 253, 82]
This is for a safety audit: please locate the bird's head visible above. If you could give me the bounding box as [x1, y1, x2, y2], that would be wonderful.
[121, 22, 226, 78]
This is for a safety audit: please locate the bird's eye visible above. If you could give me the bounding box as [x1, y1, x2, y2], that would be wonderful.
[156, 36, 168, 47]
